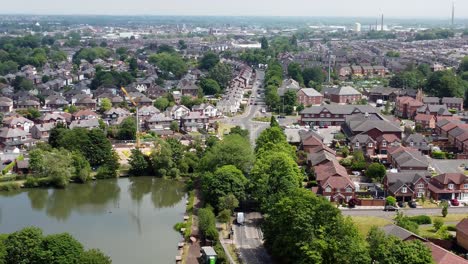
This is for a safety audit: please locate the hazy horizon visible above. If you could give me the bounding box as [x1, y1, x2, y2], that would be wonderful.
[1, 0, 467, 19]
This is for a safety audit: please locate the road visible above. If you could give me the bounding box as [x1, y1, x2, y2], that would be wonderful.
[342, 207, 468, 219]
[221, 70, 270, 144]
[233, 212, 272, 264]
[428, 158, 468, 174]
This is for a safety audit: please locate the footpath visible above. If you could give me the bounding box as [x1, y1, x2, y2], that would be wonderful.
[186, 188, 202, 264]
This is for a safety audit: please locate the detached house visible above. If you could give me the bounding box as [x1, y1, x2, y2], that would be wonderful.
[296, 88, 323, 106]
[442, 97, 463, 111]
[69, 119, 100, 130]
[192, 104, 218, 118]
[72, 109, 99, 121]
[30, 123, 56, 140]
[395, 96, 424, 119]
[323, 86, 361, 104]
[388, 147, 429, 171]
[104, 107, 131, 125]
[166, 105, 190, 120]
[0, 127, 33, 149]
[0, 97, 13, 113]
[3, 116, 34, 132]
[384, 171, 430, 201]
[75, 96, 97, 110]
[145, 113, 174, 131]
[180, 112, 209, 132]
[428, 173, 468, 201]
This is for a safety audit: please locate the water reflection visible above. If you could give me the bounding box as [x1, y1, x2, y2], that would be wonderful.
[128, 177, 185, 209]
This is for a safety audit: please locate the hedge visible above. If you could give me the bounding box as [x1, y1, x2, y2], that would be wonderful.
[408, 215, 432, 225]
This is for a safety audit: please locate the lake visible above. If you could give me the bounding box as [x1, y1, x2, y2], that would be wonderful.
[0, 177, 187, 264]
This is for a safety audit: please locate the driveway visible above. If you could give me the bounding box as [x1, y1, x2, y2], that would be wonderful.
[428, 158, 468, 174]
[233, 212, 272, 264]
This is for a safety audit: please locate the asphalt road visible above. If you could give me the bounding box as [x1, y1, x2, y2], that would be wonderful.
[221, 70, 270, 144]
[342, 206, 468, 219]
[233, 212, 272, 264]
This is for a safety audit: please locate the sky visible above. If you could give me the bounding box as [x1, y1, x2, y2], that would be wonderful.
[1, 0, 467, 19]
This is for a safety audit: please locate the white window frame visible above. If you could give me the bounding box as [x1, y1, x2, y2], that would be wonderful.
[401, 187, 407, 193]
[355, 142, 360, 147]
[325, 186, 332, 192]
[417, 183, 424, 189]
[320, 114, 325, 117]
[346, 187, 352, 193]
[448, 183, 454, 190]
[464, 184, 468, 189]
[368, 143, 373, 147]
[417, 192, 423, 198]
[409, 141, 414, 146]
[382, 141, 387, 147]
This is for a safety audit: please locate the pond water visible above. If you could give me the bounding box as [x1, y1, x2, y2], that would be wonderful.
[0, 177, 187, 264]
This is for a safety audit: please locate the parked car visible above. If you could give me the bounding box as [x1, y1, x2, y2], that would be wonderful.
[397, 201, 406, 208]
[408, 201, 417, 208]
[277, 115, 285, 119]
[384, 205, 399, 211]
[451, 199, 460, 206]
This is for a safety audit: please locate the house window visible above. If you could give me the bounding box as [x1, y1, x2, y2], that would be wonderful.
[325, 186, 332, 192]
[448, 184, 454, 189]
[464, 184, 468, 189]
[401, 187, 407, 193]
[410, 141, 414, 146]
[382, 141, 387, 147]
[417, 192, 424, 198]
[417, 183, 424, 189]
[326, 114, 331, 118]
[368, 143, 373, 147]
[346, 187, 352, 193]
[355, 142, 360, 147]
[320, 114, 324, 117]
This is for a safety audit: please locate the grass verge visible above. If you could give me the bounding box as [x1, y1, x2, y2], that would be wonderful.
[350, 216, 392, 237]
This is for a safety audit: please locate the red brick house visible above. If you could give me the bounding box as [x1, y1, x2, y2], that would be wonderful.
[456, 219, 468, 251]
[395, 96, 424, 119]
[296, 88, 323, 106]
[384, 171, 430, 201]
[428, 173, 468, 201]
[388, 146, 429, 171]
[324, 86, 362, 104]
[313, 159, 355, 203]
[442, 97, 463, 112]
[414, 114, 436, 130]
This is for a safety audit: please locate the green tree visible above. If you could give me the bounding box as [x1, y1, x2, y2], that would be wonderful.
[365, 163, 386, 182]
[72, 151, 91, 183]
[302, 67, 325, 87]
[129, 149, 149, 176]
[260, 36, 269, 50]
[200, 78, 221, 95]
[425, 70, 466, 98]
[263, 189, 370, 264]
[198, 207, 218, 240]
[153, 97, 170, 111]
[42, 233, 84, 264]
[199, 52, 220, 70]
[433, 218, 444, 231]
[287, 62, 303, 84]
[200, 134, 253, 174]
[441, 202, 448, 217]
[202, 165, 248, 210]
[250, 151, 302, 206]
[270, 116, 279, 127]
[4, 227, 44, 264]
[80, 249, 112, 264]
[178, 40, 187, 50]
[100, 98, 112, 112]
[218, 194, 240, 213]
[209, 63, 233, 89]
[386, 196, 396, 206]
[170, 121, 179, 132]
[148, 52, 187, 78]
[117, 117, 137, 140]
[229, 126, 249, 138]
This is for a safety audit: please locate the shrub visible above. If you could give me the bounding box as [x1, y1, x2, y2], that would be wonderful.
[339, 158, 352, 167]
[0, 175, 17, 182]
[447, 225, 457, 232]
[0, 182, 20, 191]
[408, 215, 432, 225]
[442, 203, 448, 218]
[386, 196, 396, 206]
[341, 146, 349, 158]
[433, 218, 444, 231]
[432, 151, 446, 159]
[173, 222, 186, 232]
[351, 161, 367, 171]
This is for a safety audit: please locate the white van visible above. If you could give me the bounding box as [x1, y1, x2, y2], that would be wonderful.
[237, 212, 245, 225]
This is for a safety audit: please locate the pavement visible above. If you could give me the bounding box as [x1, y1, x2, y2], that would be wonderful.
[342, 206, 468, 219]
[186, 188, 202, 264]
[233, 212, 272, 264]
[428, 158, 468, 174]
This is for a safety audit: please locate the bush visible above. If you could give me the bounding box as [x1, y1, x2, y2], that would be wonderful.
[447, 225, 457, 232]
[408, 215, 432, 225]
[386, 196, 396, 206]
[173, 222, 186, 232]
[339, 158, 352, 167]
[24, 177, 51, 188]
[432, 151, 446, 159]
[95, 166, 116, 179]
[0, 182, 21, 191]
[433, 218, 444, 231]
[351, 161, 367, 171]
[0, 175, 17, 182]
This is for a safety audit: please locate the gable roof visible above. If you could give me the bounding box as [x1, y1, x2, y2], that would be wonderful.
[381, 224, 427, 241]
[432, 173, 468, 185]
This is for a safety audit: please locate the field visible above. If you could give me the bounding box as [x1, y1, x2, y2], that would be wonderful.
[350, 216, 392, 237]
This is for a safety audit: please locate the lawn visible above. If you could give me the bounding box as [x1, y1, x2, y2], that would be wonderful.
[350, 216, 392, 237]
[431, 213, 468, 223]
[418, 200, 439, 208]
[252, 116, 270, 122]
[419, 226, 442, 239]
[217, 123, 234, 138]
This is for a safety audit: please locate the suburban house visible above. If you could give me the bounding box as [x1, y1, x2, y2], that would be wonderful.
[323, 86, 362, 104]
[3, 116, 34, 132]
[366, 87, 401, 102]
[145, 113, 174, 131]
[180, 112, 209, 132]
[383, 171, 430, 201]
[395, 96, 424, 119]
[192, 103, 219, 118]
[296, 88, 323, 106]
[104, 107, 131, 125]
[382, 225, 468, 264]
[72, 109, 99, 121]
[68, 119, 100, 130]
[74, 96, 97, 110]
[180, 82, 199, 97]
[422, 97, 440, 105]
[0, 97, 13, 113]
[388, 146, 429, 171]
[277, 79, 301, 97]
[36, 113, 69, 124]
[45, 95, 69, 109]
[138, 105, 160, 121]
[30, 123, 56, 140]
[403, 133, 432, 154]
[15, 99, 40, 110]
[414, 114, 436, 130]
[0, 127, 33, 149]
[456, 218, 468, 251]
[166, 105, 190, 120]
[299, 105, 379, 126]
[417, 104, 452, 118]
[428, 173, 468, 201]
[313, 158, 355, 203]
[442, 97, 463, 111]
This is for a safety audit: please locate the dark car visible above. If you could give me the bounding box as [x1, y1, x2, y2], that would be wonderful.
[451, 199, 460, 206]
[384, 205, 399, 211]
[277, 115, 286, 119]
[408, 201, 417, 208]
[397, 201, 406, 208]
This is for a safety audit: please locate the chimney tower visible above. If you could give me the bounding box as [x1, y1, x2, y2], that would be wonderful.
[451, 2, 455, 27]
[381, 14, 384, 31]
